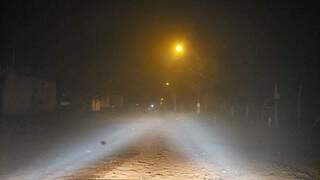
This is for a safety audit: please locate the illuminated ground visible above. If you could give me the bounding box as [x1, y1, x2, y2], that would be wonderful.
[1, 113, 316, 180]
[65, 134, 213, 179]
[60, 133, 311, 180]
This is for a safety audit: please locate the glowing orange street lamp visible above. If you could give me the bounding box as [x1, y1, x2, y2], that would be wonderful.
[175, 44, 183, 53]
[173, 43, 184, 58]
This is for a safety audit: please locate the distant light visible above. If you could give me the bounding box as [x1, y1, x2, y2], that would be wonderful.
[175, 44, 183, 53]
[160, 98, 164, 101]
[150, 104, 155, 108]
[165, 82, 170, 86]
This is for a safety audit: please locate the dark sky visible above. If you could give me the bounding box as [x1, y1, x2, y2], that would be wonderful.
[1, 0, 319, 102]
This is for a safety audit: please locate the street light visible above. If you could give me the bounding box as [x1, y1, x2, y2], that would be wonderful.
[171, 41, 202, 114]
[164, 81, 177, 112]
[175, 44, 183, 53]
[173, 43, 184, 57]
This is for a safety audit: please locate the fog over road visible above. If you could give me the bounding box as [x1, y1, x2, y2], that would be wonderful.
[0, 113, 315, 179]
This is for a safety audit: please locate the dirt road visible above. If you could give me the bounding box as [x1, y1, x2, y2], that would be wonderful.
[60, 132, 312, 180]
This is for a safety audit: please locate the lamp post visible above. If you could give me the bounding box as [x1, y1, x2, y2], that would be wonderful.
[165, 82, 177, 112]
[170, 42, 202, 114]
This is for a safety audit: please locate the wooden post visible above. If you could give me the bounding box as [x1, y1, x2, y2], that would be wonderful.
[245, 103, 249, 121]
[297, 82, 303, 128]
[273, 83, 280, 128]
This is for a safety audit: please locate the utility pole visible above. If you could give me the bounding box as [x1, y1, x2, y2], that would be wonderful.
[245, 103, 249, 121]
[164, 82, 177, 112]
[196, 80, 201, 114]
[273, 83, 280, 128]
[10, 39, 16, 71]
[173, 92, 177, 112]
[196, 92, 200, 114]
[297, 81, 303, 128]
[12, 45, 15, 67]
[196, 57, 201, 114]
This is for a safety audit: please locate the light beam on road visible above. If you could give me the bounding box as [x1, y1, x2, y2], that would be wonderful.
[6, 114, 253, 179]
[6, 116, 164, 179]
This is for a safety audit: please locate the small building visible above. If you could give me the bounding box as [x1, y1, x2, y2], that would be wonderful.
[0, 72, 56, 114]
[91, 98, 102, 112]
[91, 95, 124, 112]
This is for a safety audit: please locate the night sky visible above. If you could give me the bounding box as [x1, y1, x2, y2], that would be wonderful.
[1, 0, 319, 105]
